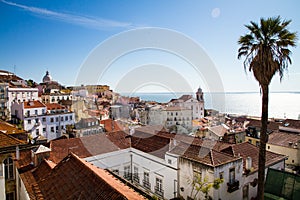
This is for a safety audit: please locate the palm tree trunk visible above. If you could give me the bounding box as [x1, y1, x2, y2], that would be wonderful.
[257, 84, 269, 200]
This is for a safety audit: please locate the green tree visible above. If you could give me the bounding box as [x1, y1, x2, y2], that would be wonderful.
[238, 16, 297, 199]
[188, 173, 223, 200]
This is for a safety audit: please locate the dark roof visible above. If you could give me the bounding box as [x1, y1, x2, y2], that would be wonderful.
[221, 142, 286, 172]
[246, 118, 280, 131]
[268, 130, 300, 148]
[169, 142, 240, 167]
[49, 134, 121, 163]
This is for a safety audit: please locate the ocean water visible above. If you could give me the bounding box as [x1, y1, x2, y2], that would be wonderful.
[123, 92, 300, 120]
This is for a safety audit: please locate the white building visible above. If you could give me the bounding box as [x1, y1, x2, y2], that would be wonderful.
[7, 87, 39, 118]
[168, 87, 205, 120]
[11, 100, 75, 140]
[165, 106, 192, 129]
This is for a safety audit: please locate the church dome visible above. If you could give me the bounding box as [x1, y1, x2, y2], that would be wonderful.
[42, 71, 52, 83]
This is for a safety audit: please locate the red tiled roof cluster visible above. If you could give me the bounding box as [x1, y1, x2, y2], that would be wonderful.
[18, 153, 144, 200]
[100, 119, 123, 132]
[221, 142, 286, 172]
[24, 100, 46, 109]
[268, 130, 300, 148]
[0, 131, 26, 147]
[45, 103, 65, 110]
[49, 134, 121, 164]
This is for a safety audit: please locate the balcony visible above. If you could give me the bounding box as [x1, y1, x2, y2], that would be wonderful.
[133, 175, 140, 184]
[154, 186, 164, 197]
[143, 180, 151, 190]
[123, 173, 132, 181]
[227, 180, 239, 193]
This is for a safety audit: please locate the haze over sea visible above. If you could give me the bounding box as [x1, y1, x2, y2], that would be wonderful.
[122, 92, 300, 120]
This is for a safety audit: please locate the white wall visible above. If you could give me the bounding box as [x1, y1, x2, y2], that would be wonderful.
[15, 169, 30, 200]
[85, 148, 179, 200]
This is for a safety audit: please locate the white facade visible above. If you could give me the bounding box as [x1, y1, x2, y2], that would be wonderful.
[41, 93, 72, 104]
[7, 87, 39, 116]
[11, 101, 75, 140]
[85, 148, 179, 199]
[148, 105, 167, 126]
[164, 107, 192, 129]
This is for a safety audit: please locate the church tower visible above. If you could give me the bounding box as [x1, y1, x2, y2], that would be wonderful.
[196, 86, 204, 102]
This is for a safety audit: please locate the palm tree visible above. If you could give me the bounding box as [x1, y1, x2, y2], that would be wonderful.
[237, 16, 297, 200]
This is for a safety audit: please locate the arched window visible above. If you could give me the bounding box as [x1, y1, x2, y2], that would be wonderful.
[4, 157, 14, 180]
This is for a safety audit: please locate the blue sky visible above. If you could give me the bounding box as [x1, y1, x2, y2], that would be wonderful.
[1, 0, 299, 93]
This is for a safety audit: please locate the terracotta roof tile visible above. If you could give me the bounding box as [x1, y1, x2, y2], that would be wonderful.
[0, 120, 26, 135]
[49, 134, 121, 163]
[37, 153, 145, 200]
[0, 131, 26, 147]
[221, 142, 286, 172]
[100, 119, 123, 132]
[24, 100, 46, 109]
[268, 130, 300, 148]
[45, 103, 65, 110]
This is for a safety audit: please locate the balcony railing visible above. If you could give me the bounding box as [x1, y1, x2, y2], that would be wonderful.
[143, 179, 151, 190]
[123, 173, 132, 181]
[154, 186, 164, 197]
[227, 180, 239, 193]
[133, 175, 139, 184]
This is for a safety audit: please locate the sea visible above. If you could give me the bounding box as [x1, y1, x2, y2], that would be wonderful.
[121, 92, 300, 120]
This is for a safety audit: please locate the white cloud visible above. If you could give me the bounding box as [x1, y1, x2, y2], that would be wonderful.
[1, 0, 133, 29]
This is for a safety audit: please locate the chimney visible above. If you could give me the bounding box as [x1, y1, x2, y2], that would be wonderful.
[31, 145, 51, 167]
[246, 156, 252, 170]
[169, 138, 177, 151]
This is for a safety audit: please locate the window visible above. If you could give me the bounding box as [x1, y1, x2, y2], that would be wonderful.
[28, 119, 31, 124]
[42, 117, 46, 122]
[65, 116, 68, 121]
[268, 145, 270, 149]
[219, 171, 224, 179]
[124, 166, 131, 180]
[36, 129, 39, 135]
[6, 192, 15, 200]
[61, 117, 64, 121]
[56, 126, 59, 131]
[143, 171, 150, 189]
[43, 128, 46, 132]
[56, 117, 59, 122]
[4, 157, 14, 180]
[27, 110, 30, 117]
[168, 159, 172, 164]
[248, 139, 252, 144]
[35, 110, 38, 115]
[133, 166, 139, 183]
[50, 118, 54, 123]
[229, 167, 235, 184]
[51, 127, 54, 132]
[256, 141, 260, 147]
[35, 118, 39, 124]
[155, 177, 163, 197]
[70, 115, 73, 120]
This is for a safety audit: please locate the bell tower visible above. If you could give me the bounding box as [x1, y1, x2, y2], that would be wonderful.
[196, 87, 204, 102]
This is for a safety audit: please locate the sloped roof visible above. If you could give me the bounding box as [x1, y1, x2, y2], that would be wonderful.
[268, 130, 300, 148]
[0, 120, 26, 135]
[0, 131, 26, 148]
[32, 145, 51, 154]
[100, 119, 123, 132]
[131, 131, 171, 159]
[33, 153, 145, 200]
[208, 124, 229, 137]
[169, 142, 240, 167]
[221, 142, 286, 172]
[178, 95, 193, 101]
[49, 134, 121, 163]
